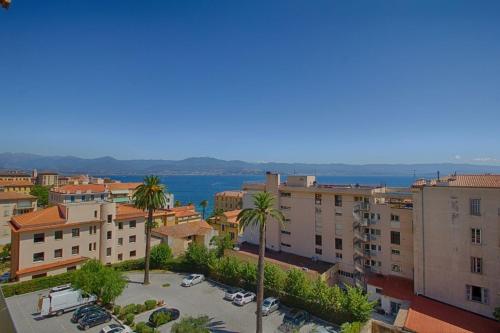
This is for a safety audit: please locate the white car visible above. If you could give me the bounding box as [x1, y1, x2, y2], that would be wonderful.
[100, 324, 133, 333]
[181, 274, 205, 287]
[224, 287, 244, 301]
[233, 291, 256, 306]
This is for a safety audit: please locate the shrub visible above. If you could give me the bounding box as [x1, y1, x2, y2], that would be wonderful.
[135, 303, 146, 314]
[340, 321, 363, 333]
[141, 326, 155, 333]
[134, 322, 147, 333]
[171, 315, 211, 333]
[1, 271, 74, 297]
[144, 299, 157, 310]
[120, 303, 137, 319]
[124, 313, 135, 326]
[150, 244, 173, 269]
[150, 311, 171, 327]
[162, 282, 170, 288]
[113, 305, 121, 316]
[112, 258, 145, 271]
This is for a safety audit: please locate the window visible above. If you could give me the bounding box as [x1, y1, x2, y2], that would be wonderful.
[81, 195, 86, 202]
[67, 266, 76, 271]
[129, 235, 136, 243]
[33, 233, 45, 243]
[470, 199, 481, 216]
[315, 235, 322, 246]
[335, 224, 343, 235]
[221, 224, 225, 232]
[338, 270, 353, 278]
[118, 222, 123, 230]
[107, 231, 112, 240]
[391, 248, 400, 255]
[315, 194, 322, 205]
[118, 253, 123, 261]
[130, 220, 136, 228]
[466, 285, 488, 304]
[281, 230, 291, 235]
[280, 192, 291, 197]
[72, 246, 79, 255]
[106, 247, 112, 256]
[93, 225, 97, 234]
[54, 249, 63, 258]
[390, 231, 401, 245]
[33, 252, 44, 262]
[335, 195, 342, 207]
[72, 228, 80, 238]
[390, 214, 400, 222]
[315, 248, 322, 255]
[89, 225, 93, 234]
[101, 194, 105, 200]
[335, 252, 342, 260]
[130, 250, 136, 257]
[230, 232, 235, 240]
[375, 288, 383, 294]
[91, 195, 95, 201]
[118, 237, 123, 246]
[335, 238, 343, 250]
[280, 242, 291, 247]
[107, 214, 112, 223]
[280, 205, 291, 210]
[94, 210, 97, 218]
[391, 264, 401, 272]
[89, 243, 92, 251]
[55, 230, 63, 240]
[93, 242, 97, 250]
[70, 196, 75, 202]
[471, 257, 482, 274]
[471, 228, 481, 244]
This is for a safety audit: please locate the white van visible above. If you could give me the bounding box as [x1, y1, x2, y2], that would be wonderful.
[38, 287, 97, 317]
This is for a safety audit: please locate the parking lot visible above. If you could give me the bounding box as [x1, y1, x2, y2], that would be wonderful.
[5, 272, 338, 333]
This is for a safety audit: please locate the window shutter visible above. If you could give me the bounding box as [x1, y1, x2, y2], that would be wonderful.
[466, 285, 471, 301]
[483, 288, 489, 304]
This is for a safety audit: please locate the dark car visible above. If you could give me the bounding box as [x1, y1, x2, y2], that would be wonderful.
[148, 307, 180, 327]
[77, 310, 111, 330]
[278, 309, 309, 332]
[71, 305, 101, 323]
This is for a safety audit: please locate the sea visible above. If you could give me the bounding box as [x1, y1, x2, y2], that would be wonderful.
[107, 175, 415, 215]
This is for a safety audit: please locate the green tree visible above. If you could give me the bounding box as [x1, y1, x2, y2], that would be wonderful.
[174, 200, 182, 207]
[264, 264, 286, 297]
[240, 261, 257, 290]
[150, 243, 173, 269]
[184, 242, 215, 273]
[210, 233, 233, 257]
[237, 192, 284, 333]
[345, 286, 374, 322]
[72, 260, 126, 305]
[171, 315, 211, 333]
[340, 321, 363, 333]
[284, 268, 311, 300]
[216, 256, 242, 285]
[133, 175, 166, 285]
[0, 243, 11, 260]
[30, 185, 49, 206]
[150, 311, 172, 327]
[200, 199, 208, 220]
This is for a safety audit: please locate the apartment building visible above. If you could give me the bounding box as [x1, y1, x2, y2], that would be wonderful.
[36, 171, 59, 187]
[208, 209, 242, 244]
[106, 182, 142, 203]
[49, 184, 110, 204]
[215, 191, 245, 211]
[9, 201, 148, 281]
[0, 192, 37, 242]
[0, 179, 34, 195]
[241, 173, 414, 290]
[0, 171, 32, 182]
[412, 175, 500, 319]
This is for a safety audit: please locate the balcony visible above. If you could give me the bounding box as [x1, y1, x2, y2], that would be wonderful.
[354, 261, 365, 274]
[354, 231, 368, 242]
[354, 202, 370, 211]
[354, 247, 364, 258]
[360, 218, 369, 227]
[365, 249, 377, 257]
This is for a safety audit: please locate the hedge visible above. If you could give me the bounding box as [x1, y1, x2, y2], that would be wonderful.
[1, 271, 74, 297]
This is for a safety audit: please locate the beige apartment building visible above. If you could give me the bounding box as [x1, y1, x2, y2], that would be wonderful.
[241, 173, 414, 290]
[215, 190, 245, 211]
[0, 172, 32, 182]
[36, 171, 59, 187]
[0, 192, 37, 242]
[412, 175, 500, 319]
[0, 179, 34, 195]
[9, 200, 148, 281]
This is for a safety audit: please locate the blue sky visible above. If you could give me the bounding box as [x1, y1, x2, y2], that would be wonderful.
[1, 1, 499, 164]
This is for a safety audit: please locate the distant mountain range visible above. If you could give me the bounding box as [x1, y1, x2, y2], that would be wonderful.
[1, 152, 500, 177]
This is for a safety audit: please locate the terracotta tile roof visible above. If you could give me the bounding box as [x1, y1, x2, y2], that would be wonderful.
[168, 205, 196, 212]
[216, 191, 245, 198]
[0, 180, 34, 187]
[0, 192, 36, 201]
[223, 209, 242, 223]
[11, 206, 66, 230]
[167, 205, 200, 218]
[52, 184, 107, 194]
[106, 182, 142, 191]
[366, 274, 414, 301]
[153, 220, 212, 239]
[405, 296, 500, 333]
[413, 174, 500, 188]
[16, 256, 88, 276]
[175, 210, 200, 218]
[366, 274, 500, 333]
[115, 204, 145, 220]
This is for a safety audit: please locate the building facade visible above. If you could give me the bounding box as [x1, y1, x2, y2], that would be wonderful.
[0, 192, 37, 243]
[36, 171, 59, 187]
[49, 184, 110, 204]
[208, 209, 242, 244]
[0, 180, 34, 195]
[0, 171, 32, 182]
[106, 182, 142, 203]
[412, 175, 500, 319]
[214, 191, 245, 211]
[9, 199, 148, 281]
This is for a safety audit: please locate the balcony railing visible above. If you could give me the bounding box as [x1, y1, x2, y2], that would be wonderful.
[354, 231, 369, 242]
[354, 262, 365, 274]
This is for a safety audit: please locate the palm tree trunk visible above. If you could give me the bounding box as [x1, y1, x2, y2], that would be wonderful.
[202, 207, 206, 220]
[256, 222, 266, 333]
[144, 208, 153, 285]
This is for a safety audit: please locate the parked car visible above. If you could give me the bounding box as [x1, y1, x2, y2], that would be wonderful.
[0, 272, 10, 283]
[261, 297, 280, 315]
[181, 274, 204, 287]
[100, 323, 133, 333]
[51, 283, 72, 292]
[278, 309, 309, 332]
[77, 310, 112, 330]
[71, 305, 102, 323]
[148, 307, 180, 327]
[38, 288, 97, 317]
[233, 291, 256, 306]
[224, 287, 244, 301]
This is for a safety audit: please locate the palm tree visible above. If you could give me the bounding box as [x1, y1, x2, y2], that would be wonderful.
[237, 192, 284, 333]
[133, 176, 166, 285]
[200, 200, 208, 220]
